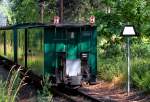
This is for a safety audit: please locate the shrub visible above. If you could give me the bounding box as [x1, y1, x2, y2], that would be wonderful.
[37, 74, 52, 102]
[131, 43, 150, 58]
[98, 57, 126, 81]
[131, 59, 150, 92]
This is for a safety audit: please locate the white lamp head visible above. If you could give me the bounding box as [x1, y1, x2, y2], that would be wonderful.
[121, 25, 138, 36]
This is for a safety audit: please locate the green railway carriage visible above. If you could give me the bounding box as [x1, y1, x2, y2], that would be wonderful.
[0, 23, 97, 85]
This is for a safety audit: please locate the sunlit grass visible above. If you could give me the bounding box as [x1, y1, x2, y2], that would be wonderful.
[0, 65, 28, 102]
[37, 74, 53, 101]
[0, 44, 4, 55]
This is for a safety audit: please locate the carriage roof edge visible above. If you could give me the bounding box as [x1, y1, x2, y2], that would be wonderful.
[0, 23, 96, 30]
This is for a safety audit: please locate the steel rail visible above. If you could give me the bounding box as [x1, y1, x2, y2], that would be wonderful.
[52, 86, 117, 102]
[77, 90, 117, 102]
[52, 88, 78, 102]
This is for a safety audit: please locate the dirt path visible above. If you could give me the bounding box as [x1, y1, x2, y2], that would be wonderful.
[79, 81, 150, 102]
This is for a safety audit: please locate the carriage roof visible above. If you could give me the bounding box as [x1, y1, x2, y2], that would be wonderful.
[0, 23, 96, 30]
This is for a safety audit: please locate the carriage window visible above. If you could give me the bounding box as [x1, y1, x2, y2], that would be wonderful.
[67, 31, 76, 39]
[70, 32, 75, 39]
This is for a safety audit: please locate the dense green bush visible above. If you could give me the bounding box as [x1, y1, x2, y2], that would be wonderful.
[131, 58, 150, 92]
[131, 43, 150, 57]
[98, 57, 126, 81]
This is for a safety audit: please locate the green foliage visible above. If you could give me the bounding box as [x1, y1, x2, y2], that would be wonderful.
[12, 0, 40, 23]
[104, 43, 122, 58]
[98, 35, 124, 58]
[131, 58, 150, 92]
[11, 0, 56, 23]
[131, 43, 150, 57]
[98, 36, 150, 93]
[37, 74, 52, 102]
[0, 0, 14, 24]
[94, 0, 150, 36]
[98, 57, 126, 81]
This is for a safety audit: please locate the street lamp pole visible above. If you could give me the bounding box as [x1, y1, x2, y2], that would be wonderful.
[127, 37, 130, 96]
[121, 25, 137, 96]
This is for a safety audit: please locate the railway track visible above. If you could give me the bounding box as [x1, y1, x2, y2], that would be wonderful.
[52, 86, 116, 102]
[52, 87, 93, 102]
[77, 90, 116, 102]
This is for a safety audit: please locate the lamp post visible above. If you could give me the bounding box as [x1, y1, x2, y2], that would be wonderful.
[121, 25, 138, 95]
[127, 37, 130, 95]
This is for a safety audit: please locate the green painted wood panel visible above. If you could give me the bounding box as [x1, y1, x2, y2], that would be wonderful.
[67, 44, 78, 59]
[88, 28, 97, 78]
[44, 27, 56, 75]
[44, 26, 97, 78]
[66, 29, 79, 60]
